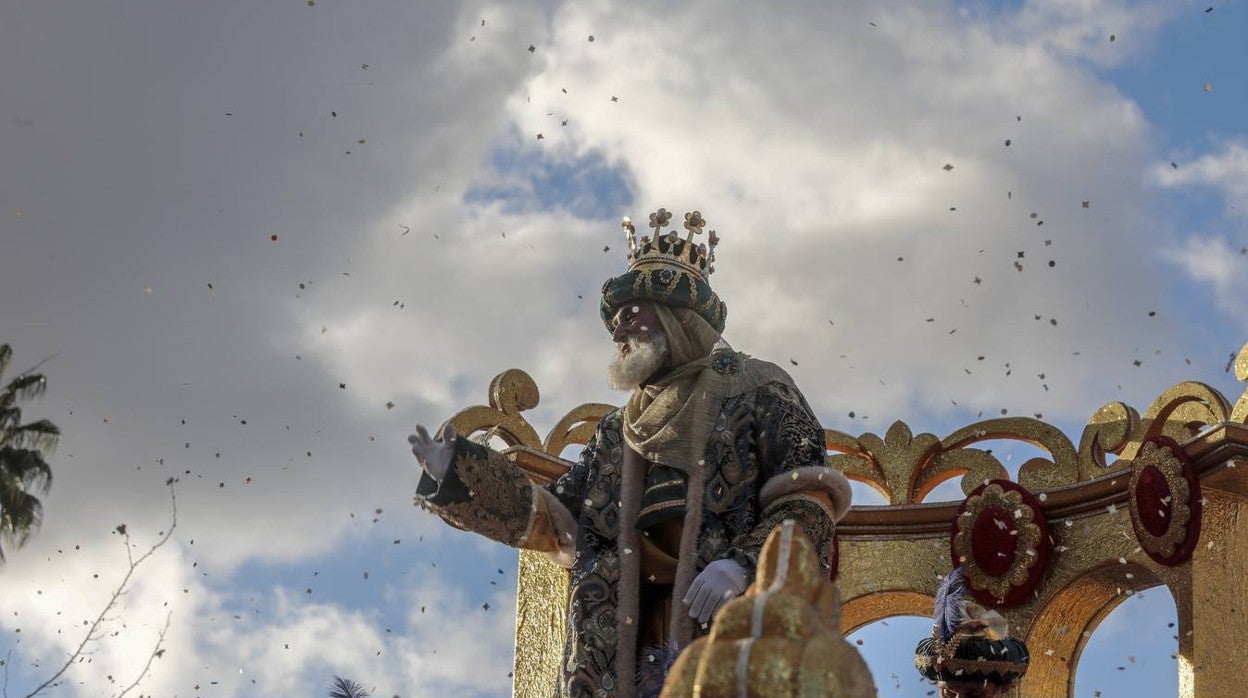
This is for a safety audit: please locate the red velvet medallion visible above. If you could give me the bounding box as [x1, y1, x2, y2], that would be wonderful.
[1129, 437, 1201, 566]
[951, 479, 1052, 607]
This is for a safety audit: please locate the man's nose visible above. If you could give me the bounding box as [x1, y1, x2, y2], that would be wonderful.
[612, 323, 629, 343]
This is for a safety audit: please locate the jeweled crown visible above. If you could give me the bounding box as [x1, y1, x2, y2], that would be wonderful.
[620, 208, 719, 281]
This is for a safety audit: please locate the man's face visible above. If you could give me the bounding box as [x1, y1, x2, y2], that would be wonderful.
[606, 303, 669, 391]
[610, 303, 662, 349]
[938, 680, 1008, 698]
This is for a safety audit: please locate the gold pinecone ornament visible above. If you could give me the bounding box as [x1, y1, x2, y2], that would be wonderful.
[661, 521, 877, 697]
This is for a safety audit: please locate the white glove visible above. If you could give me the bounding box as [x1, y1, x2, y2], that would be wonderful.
[683, 558, 748, 624]
[407, 423, 456, 481]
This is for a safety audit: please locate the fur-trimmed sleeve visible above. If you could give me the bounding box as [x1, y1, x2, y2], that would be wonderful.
[727, 382, 852, 581]
[414, 436, 583, 568]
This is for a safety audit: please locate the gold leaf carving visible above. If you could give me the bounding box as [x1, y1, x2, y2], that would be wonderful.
[1233, 342, 1248, 423]
[856, 422, 942, 505]
[1078, 401, 1139, 474]
[925, 448, 1008, 499]
[542, 403, 615, 456]
[447, 369, 542, 448]
[1136, 382, 1230, 456]
[944, 418, 1078, 491]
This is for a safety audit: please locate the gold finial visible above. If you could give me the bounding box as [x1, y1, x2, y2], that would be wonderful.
[661, 521, 877, 697]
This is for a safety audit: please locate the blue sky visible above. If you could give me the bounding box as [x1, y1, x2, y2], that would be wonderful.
[1, 1, 1246, 696]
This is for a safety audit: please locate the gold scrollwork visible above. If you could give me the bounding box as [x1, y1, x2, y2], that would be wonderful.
[542, 403, 616, 457]
[825, 418, 1076, 504]
[826, 422, 962, 505]
[822, 343, 1248, 503]
[924, 448, 1008, 499]
[1233, 342, 1248, 423]
[1137, 382, 1230, 454]
[944, 418, 1078, 491]
[1077, 401, 1140, 474]
[446, 369, 543, 448]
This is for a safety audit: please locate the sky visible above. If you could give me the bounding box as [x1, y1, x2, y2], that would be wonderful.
[1, 0, 1245, 696]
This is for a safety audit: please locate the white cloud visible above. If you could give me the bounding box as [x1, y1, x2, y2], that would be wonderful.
[305, 0, 1211, 444]
[0, 537, 516, 697]
[1153, 140, 1248, 217]
[1167, 236, 1248, 327]
[1010, 0, 1177, 67]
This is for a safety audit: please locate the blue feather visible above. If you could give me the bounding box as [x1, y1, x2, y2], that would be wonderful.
[933, 567, 966, 642]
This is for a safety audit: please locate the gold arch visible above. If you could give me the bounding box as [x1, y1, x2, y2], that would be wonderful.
[840, 590, 934, 636]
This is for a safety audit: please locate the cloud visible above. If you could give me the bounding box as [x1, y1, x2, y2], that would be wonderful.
[307, 0, 1217, 443]
[1166, 236, 1248, 327]
[1010, 0, 1177, 67]
[0, 536, 516, 697]
[1153, 140, 1248, 217]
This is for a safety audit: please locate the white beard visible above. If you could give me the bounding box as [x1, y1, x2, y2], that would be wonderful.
[607, 334, 670, 391]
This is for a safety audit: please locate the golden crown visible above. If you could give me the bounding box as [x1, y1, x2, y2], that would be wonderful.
[620, 208, 719, 281]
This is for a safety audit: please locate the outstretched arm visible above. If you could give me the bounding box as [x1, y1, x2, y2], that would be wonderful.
[409, 422, 596, 568]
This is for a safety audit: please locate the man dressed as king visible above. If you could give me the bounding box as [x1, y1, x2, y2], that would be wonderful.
[409, 208, 852, 697]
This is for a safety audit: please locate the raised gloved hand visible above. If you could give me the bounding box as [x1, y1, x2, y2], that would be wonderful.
[683, 558, 748, 625]
[407, 423, 457, 481]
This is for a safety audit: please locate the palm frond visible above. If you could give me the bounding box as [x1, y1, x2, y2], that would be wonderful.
[0, 447, 53, 494]
[0, 489, 45, 562]
[0, 345, 11, 378]
[2, 419, 60, 455]
[1, 373, 49, 406]
[328, 675, 371, 698]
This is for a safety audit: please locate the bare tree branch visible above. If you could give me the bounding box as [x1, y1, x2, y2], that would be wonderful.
[23, 484, 178, 698]
[114, 610, 171, 698]
[3, 648, 12, 698]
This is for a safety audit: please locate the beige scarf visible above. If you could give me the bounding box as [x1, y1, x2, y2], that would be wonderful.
[616, 303, 800, 663]
[622, 304, 793, 471]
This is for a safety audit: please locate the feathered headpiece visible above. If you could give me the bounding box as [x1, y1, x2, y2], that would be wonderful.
[915, 567, 1030, 687]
